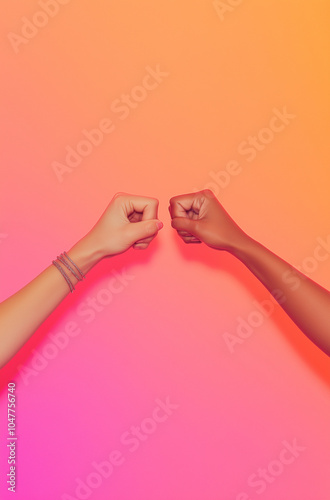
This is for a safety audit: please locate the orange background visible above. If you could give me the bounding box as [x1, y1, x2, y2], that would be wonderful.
[1, 1, 330, 499]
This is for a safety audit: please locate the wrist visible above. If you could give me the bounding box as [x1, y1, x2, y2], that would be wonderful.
[67, 233, 104, 276]
[226, 230, 255, 260]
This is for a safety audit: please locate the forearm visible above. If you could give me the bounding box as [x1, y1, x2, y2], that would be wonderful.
[231, 234, 330, 356]
[0, 233, 102, 369]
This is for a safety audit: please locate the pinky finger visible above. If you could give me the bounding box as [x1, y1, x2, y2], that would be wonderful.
[181, 236, 202, 244]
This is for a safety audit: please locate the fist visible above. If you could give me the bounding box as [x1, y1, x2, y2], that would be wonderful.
[87, 192, 163, 258]
[169, 189, 246, 252]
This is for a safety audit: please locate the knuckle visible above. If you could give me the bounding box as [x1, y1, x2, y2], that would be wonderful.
[113, 192, 126, 201]
[202, 189, 214, 197]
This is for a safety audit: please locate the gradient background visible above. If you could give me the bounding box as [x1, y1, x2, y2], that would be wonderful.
[1, 1, 330, 499]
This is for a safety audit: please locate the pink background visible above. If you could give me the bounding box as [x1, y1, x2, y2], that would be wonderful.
[1, 1, 330, 499]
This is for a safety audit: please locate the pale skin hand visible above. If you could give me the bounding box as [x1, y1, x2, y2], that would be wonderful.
[169, 189, 330, 357]
[0, 193, 163, 369]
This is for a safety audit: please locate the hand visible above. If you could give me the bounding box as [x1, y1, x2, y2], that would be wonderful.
[86, 192, 163, 259]
[169, 189, 246, 252]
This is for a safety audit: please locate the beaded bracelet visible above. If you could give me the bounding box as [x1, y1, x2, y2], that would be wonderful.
[57, 254, 81, 282]
[63, 251, 85, 279]
[52, 259, 75, 293]
[52, 251, 86, 293]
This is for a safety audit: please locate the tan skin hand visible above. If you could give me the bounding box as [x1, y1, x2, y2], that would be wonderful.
[0, 193, 163, 369]
[86, 192, 163, 257]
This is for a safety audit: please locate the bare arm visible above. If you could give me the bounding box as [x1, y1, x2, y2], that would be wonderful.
[233, 235, 330, 356]
[169, 189, 330, 357]
[0, 193, 163, 369]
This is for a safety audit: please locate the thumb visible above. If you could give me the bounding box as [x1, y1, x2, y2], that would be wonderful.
[171, 217, 200, 238]
[128, 219, 163, 243]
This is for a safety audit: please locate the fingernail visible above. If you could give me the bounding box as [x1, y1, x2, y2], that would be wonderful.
[157, 221, 163, 230]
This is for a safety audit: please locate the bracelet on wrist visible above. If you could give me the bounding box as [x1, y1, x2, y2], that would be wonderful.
[52, 251, 86, 293]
